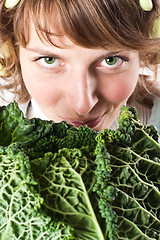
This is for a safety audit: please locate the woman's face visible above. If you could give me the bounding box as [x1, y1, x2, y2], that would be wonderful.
[19, 22, 140, 131]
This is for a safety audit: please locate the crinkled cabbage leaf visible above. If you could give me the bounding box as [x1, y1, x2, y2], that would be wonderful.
[0, 143, 74, 240]
[96, 106, 160, 239]
[0, 102, 160, 239]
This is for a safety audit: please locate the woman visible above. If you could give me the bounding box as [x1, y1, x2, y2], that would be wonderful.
[0, 0, 160, 132]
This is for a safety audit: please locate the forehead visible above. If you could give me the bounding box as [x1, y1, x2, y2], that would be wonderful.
[28, 19, 72, 48]
[27, 19, 125, 56]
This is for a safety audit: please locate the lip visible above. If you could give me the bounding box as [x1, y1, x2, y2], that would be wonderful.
[62, 113, 106, 128]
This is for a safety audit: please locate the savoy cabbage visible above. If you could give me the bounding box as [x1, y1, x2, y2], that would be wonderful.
[0, 101, 160, 239]
[0, 143, 74, 240]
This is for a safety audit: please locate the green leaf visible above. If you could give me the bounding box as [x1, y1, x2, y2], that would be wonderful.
[0, 143, 74, 240]
[31, 148, 105, 240]
[1, 102, 160, 239]
[96, 106, 160, 239]
[0, 101, 97, 159]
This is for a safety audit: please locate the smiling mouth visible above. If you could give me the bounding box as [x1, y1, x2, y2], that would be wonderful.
[62, 114, 106, 129]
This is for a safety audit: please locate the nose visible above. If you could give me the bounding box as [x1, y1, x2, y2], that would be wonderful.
[67, 70, 98, 115]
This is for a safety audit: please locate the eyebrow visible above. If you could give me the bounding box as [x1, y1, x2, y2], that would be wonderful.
[25, 47, 57, 56]
[26, 47, 122, 56]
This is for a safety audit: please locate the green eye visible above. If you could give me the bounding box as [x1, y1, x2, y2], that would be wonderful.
[105, 57, 117, 65]
[44, 57, 56, 64]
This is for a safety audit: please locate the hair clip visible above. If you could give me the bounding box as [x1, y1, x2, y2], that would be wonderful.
[152, 17, 160, 38]
[4, 0, 20, 9]
[139, 0, 160, 39]
[0, 41, 11, 59]
[0, 63, 6, 77]
[0, 40, 11, 77]
[139, 0, 153, 11]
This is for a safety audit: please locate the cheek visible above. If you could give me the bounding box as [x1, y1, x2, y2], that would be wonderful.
[23, 73, 62, 106]
[102, 74, 138, 103]
[113, 81, 136, 100]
